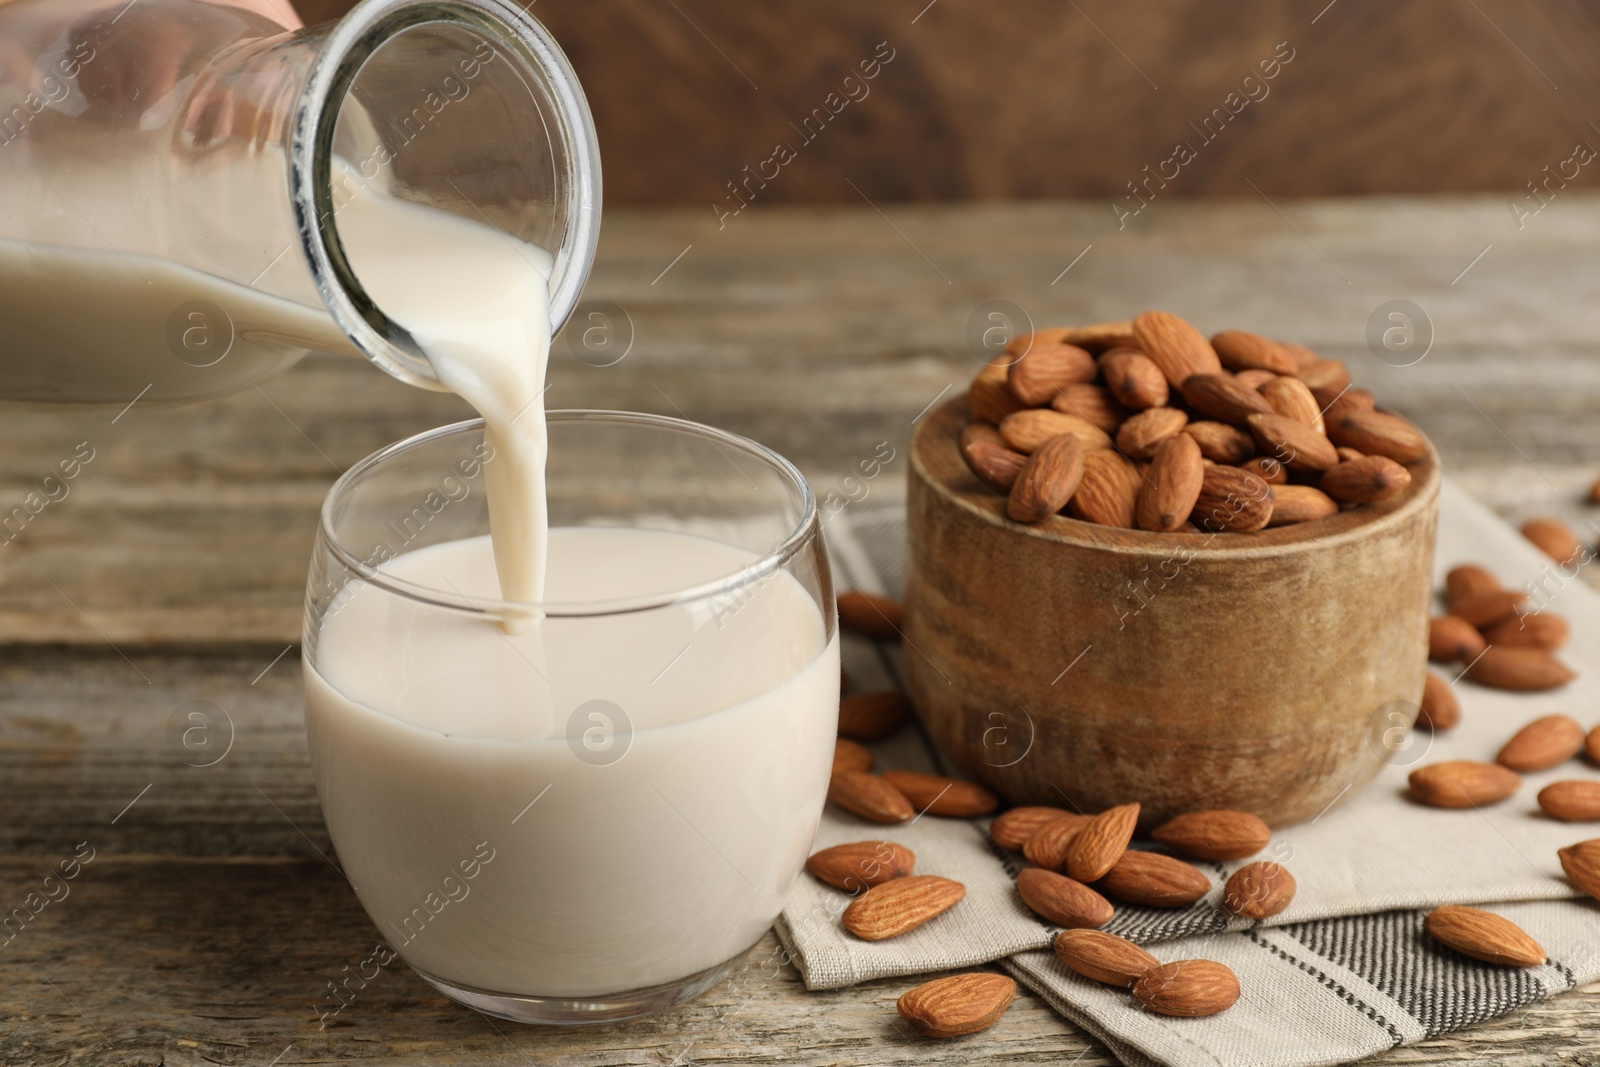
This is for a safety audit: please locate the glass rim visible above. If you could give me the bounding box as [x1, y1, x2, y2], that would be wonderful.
[318, 410, 821, 618]
[290, 0, 602, 391]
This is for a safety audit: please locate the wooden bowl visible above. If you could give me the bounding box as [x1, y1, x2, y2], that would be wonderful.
[904, 396, 1441, 828]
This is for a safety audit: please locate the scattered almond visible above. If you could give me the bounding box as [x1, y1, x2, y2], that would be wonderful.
[1538, 781, 1600, 822]
[1417, 671, 1461, 730]
[833, 738, 873, 775]
[991, 806, 1075, 852]
[1408, 760, 1522, 808]
[1446, 564, 1501, 605]
[1022, 813, 1092, 870]
[1052, 929, 1159, 987]
[1448, 589, 1528, 630]
[838, 690, 910, 742]
[896, 973, 1016, 1038]
[1428, 614, 1485, 663]
[1132, 960, 1241, 1018]
[1466, 646, 1576, 691]
[1558, 839, 1600, 900]
[1098, 850, 1211, 908]
[1151, 810, 1271, 861]
[1007, 433, 1085, 524]
[1497, 714, 1585, 772]
[881, 771, 1000, 817]
[1223, 861, 1296, 919]
[1014, 867, 1114, 928]
[1483, 612, 1569, 653]
[1587, 724, 1600, 764]
[1065, 803, 1140, 883]
[841, 875, 966, 940]
[806, 841, 915, 892]
[1424, 905, 1545, 967]
[837, 591, 903, 640]
[1521, 518, 1584, 565]
[828, 772, 915, 824]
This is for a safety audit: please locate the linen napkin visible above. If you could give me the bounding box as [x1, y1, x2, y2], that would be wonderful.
[777, 478, 1600, 1067]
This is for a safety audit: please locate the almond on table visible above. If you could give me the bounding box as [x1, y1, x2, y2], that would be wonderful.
[1132, 960, 1241, 1018]
[1053, 929, 1160, 987]
[1428, 614, 1485, 662]
[806, 841, 914, 891]
[881, 771, 1000, 817]
[1496, 714, 1585, 772]
[837, 690, 910, 742]
[990, 806, 1076, 852]
[841, 875, 966, 940]
[832, 738, 873, 775]
[837, 590, 903, 639]
[1424, 905, 1545, 967]
[1417, 671, 1461, 730]
[1097, 850, 1211, 908]
[1065, 803, 1140, 883]
[896, 973, 1016, 1038]
[1223, 861, 1296, 919]
[1558, 839, 1600, 899]
[1015, 867, 1114, 928]
[1150, 810, 1271, 861]
[828, 772, 914, 824]
[1538, 781, 1600, 822]
[1520, 517, 1584, 565]
[1465, 646, 1576, 691]
[1022, 813, 1092, 870]
[1408, 761, 1522, 808]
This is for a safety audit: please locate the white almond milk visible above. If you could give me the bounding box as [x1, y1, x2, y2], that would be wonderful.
[305, 530, 837, 995]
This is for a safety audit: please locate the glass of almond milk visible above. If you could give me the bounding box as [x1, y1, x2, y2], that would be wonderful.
[303, 412, 839, 1023]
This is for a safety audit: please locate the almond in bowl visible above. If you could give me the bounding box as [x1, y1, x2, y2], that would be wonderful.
[905, 312, 1440, 827]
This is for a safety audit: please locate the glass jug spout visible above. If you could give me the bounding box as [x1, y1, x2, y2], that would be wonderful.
[0, 0, 600, 407]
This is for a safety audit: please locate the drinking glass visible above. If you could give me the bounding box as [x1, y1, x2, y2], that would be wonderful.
[303, 412, 838, 1023]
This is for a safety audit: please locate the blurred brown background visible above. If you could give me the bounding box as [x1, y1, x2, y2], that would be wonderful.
[289, 0, 1600, 206]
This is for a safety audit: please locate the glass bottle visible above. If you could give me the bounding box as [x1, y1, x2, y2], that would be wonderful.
[0, 0, 600, 405]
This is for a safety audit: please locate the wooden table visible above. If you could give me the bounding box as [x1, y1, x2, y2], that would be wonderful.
[5, 196, 1600, 1065]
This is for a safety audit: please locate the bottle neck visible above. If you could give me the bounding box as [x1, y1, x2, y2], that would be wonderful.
[289, 0, 601, 391]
